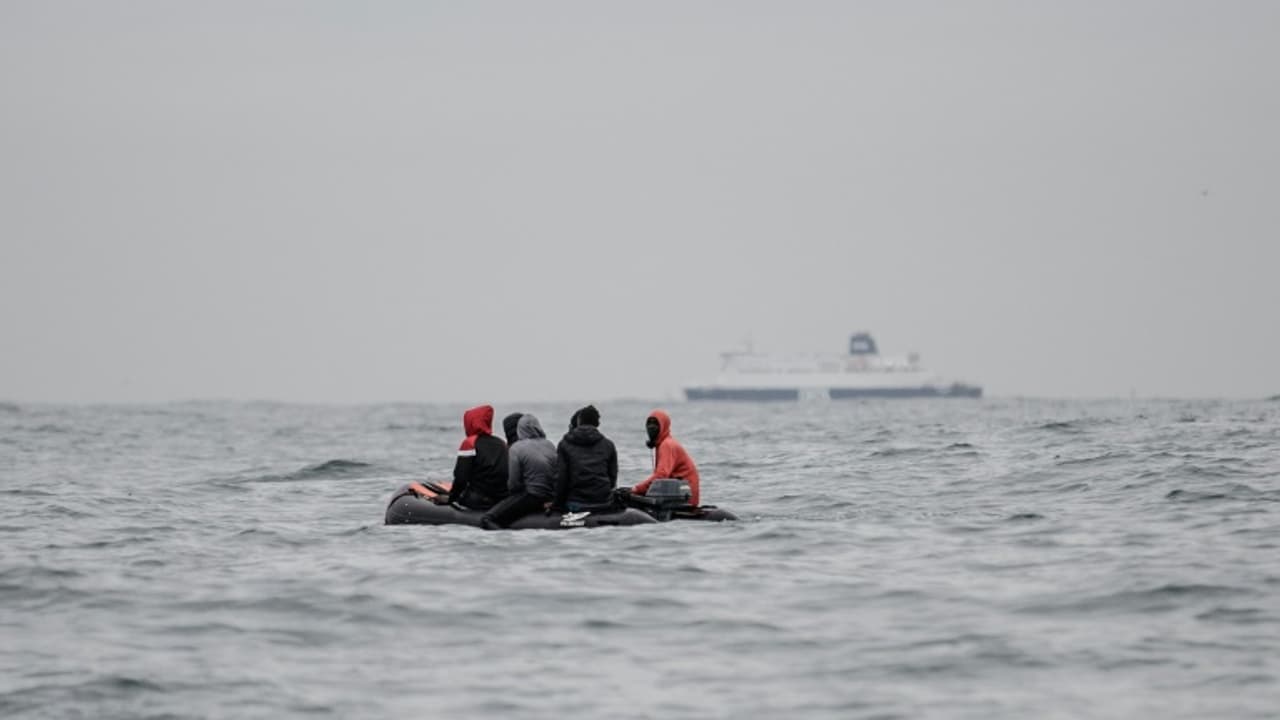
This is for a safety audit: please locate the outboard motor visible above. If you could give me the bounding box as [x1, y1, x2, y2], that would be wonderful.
[639, 478, 694, 521]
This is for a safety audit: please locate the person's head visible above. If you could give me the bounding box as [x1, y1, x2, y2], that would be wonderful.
[463, 405, 494, 437]
[645, 409, 671, 448]
[516, 413, 547, 441]
[502, 412, 524, 445]
[569, 408, 581, 431]
[576, 405, 600, 428]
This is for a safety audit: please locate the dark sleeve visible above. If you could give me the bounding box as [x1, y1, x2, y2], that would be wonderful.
[494, 443, 509, 495]
[607, 440, 618, 488]
[507, 448, 523, 494]
[549, 452, 561, 501]
[554, 442, 570, 510]
[451, 452, 473, 503]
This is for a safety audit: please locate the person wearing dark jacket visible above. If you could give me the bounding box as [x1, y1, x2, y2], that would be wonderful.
[554, 405, 618, 511]
[450, 404, 509, 511]
[481, 413, 557, 529]
[501, 412, 524, 446]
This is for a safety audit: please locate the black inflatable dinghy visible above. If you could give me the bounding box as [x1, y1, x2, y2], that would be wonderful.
[384, 479, 736, 528]
[384, 481, 656, 529]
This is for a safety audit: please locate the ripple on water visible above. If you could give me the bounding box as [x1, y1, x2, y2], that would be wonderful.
[1195, 606, 1280, 626]
[1018, 583, 1256, 616]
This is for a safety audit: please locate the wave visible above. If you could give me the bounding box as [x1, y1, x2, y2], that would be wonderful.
[296, 458, 374, 476]
[1165, 462, 1259, 481]
[0, 566, 90, 608]
[42, 503, 97, 519]
[1166, 488, 1232, 502]
[219, 459, 379, 485]
[1195, 606, 1278, 625]
[1029, 417, 1122, 435]
[384, 423, 455, 433]
[0, 565, 83, 586]
[0, 487, 56, 497]
[869, 446, 932, 458]
[1055, 451, 1132, 467]
[1034, 419, 1116, 433]
[1166, 484, 1278, 503]
[1019, 583, 1252, 615]
[943, 442, 982, 457]
[0, 673, 222, 717]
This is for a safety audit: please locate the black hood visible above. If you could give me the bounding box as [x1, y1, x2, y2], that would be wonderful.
[564, 425, 605, 447]
[502, 413, 523, 445]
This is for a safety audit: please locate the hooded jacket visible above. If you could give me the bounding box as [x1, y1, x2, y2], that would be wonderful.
[450, 404, 509, 509]
[632, 409, 700, 506]
[502, 412, 524, 446]
[555, 423, 618, 509]
[507, 414, 558, 499]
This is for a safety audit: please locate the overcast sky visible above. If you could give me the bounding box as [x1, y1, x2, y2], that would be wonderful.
[2, 1, 1277, 403]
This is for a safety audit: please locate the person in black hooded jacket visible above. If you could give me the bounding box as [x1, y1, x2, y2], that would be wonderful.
[554, 405, 618, 511]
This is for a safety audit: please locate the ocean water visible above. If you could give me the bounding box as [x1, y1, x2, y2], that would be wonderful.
[2, 397, 1278, 719]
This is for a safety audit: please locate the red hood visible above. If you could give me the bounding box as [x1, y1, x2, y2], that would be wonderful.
[648, 409, 672, 445]
[463, 405, 494, 437]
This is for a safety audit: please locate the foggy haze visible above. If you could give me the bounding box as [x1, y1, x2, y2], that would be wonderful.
[2, 1, 1277, 404]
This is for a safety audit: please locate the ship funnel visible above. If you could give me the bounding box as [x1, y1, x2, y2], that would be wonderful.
[848, 332, 878, 356]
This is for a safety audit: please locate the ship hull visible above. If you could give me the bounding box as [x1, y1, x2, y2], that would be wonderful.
[685, 383, 982, 401]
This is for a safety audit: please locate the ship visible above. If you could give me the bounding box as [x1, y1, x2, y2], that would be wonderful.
[683, 332, 982, 401]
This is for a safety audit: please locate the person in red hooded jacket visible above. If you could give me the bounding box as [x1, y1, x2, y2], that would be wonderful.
[449, 404, 509, 511]
[629, 409, 700, 507]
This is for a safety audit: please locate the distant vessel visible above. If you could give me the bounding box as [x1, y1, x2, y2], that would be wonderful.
[684, 332, 982, 401]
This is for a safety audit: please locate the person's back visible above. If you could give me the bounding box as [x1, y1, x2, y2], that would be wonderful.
[555, 405, 618, 510]
[631, 409, 700, 506]
[450, 404, 509, 510]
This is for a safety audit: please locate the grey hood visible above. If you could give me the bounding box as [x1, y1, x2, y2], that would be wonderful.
[508, 413, 558, 499]
[516, 414, 548, 441]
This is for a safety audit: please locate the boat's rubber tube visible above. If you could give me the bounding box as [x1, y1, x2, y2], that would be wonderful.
[384, 485, 657, 529]
[683, 507, 738, 522]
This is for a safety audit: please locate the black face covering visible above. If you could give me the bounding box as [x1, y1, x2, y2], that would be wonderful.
[645, 418, 660, 448]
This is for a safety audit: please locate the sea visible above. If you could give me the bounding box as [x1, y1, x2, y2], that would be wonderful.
[2, 397, 1278, 719]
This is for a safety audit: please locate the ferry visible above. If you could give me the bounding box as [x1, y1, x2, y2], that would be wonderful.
[683, 332, 982, 401]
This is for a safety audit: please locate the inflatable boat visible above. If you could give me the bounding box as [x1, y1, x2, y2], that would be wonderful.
[384, 479, 736, 529]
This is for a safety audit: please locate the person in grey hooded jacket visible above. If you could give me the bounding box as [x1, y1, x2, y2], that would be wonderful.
[480, 413, 558, 529]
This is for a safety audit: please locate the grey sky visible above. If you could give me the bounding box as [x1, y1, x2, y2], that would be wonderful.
[2, 1, 1277, 403]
